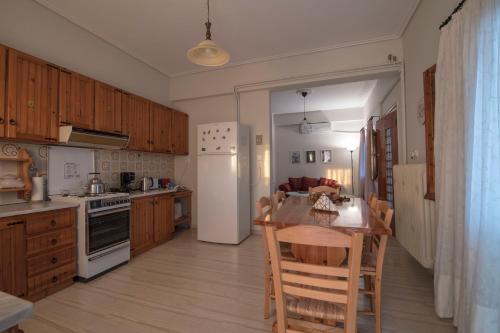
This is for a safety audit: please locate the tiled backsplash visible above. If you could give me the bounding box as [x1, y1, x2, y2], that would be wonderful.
[95, 150, 174, 189]
[0, 141, 175, 203]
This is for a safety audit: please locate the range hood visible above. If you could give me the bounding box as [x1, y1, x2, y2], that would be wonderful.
[59, 126, 129, 150]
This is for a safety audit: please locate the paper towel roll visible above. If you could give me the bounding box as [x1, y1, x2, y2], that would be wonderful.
[32, 176, 44, 201]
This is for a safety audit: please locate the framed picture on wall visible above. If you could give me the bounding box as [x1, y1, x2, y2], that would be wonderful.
[320, 150, 332, 163]
[305, 150, 316, 163]
[290, 151, 301, 164]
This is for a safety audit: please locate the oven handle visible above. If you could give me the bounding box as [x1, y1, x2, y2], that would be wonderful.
[88, 207, 130, 218]
[88, 242, 130, 262]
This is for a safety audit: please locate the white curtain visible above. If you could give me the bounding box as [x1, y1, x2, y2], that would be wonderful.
[363, 119, 375, 201]
[434, 0, 500, 332]
[358, 128, 366, 199]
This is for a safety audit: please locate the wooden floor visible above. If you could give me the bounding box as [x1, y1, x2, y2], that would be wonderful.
[21, 229, 456, 333]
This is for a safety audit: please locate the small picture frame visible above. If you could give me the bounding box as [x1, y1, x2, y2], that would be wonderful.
[290, 151, 301, 164]
[305, 150, 316, 163]
[321, 150, 332, 163]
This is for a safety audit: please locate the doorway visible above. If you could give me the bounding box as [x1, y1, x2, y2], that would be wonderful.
[376, 109, 398, 209]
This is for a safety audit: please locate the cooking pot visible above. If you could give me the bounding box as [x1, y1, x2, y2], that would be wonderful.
[87, 173, 106, 195]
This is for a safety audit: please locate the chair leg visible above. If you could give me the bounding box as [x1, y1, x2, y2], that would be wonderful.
[264, 273, 271, 319]
[374, 276, 382, 333]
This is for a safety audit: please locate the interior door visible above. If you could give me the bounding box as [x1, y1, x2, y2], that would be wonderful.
[7, 49, 59, 142]
[376, 110, 398, 207]
[122, 93, 150, 151]
[94, 81, 122, 134]
[59, 69, 94, 129]
[0, 45, 6, 137]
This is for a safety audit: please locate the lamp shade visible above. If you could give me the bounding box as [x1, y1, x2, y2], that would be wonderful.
[187, 40, 230, 67]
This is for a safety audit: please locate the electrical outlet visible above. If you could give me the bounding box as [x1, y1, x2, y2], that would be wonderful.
[256, 135, 263, 145]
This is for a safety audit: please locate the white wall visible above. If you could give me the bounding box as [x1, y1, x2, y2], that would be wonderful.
[0, 0, 170, 105]
[173, 95, 237, 228]
[170, 39, 403, 100]
[402, 0, 458, 163]
[274, 124, 359, 195]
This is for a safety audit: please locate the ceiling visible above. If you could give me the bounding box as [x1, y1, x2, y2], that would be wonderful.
[271, 80, 377, 115]
[34, 0, 419, 77]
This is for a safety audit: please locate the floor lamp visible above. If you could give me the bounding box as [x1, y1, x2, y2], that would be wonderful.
[345, 146, 357, 196]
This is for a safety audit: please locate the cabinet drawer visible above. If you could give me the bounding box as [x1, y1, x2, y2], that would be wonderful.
[26, 209, 73, 235]
[27, 262, 76, 296]
[26, 227, 75, 257]
[27, 246, 75, 277]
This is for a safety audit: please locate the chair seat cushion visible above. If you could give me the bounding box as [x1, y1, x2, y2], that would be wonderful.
[286, 296, 345, 321]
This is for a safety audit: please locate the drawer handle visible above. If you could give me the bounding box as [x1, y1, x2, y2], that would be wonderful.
[51, 276, 58, 283]
[0, 117, 4, 124]
[51, 257, 58, 264]
[50, 219, 57, 227]
[51, 239, 58, 246]
[9, 119, 16, 126]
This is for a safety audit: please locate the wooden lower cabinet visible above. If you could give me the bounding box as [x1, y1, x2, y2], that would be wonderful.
[154, 194, 174, 243]
[131, 193, 176, 257]
[0, 219, 26, 298]
[131, 196, 155, 256]
[0, 208, 77, 302]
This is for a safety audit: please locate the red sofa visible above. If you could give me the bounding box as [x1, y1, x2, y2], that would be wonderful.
[278, 177, 341, 194]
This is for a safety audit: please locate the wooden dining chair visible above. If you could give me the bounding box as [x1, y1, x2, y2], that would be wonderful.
[359, 208, 393, 333]
[369, 195, 378, 210]
[273, 191, 287, 211]
[265, 225, 364, 333]
[256, 196, 274, 318]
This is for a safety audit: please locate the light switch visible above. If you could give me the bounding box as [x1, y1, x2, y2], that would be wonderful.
[256, 135, 263, 145]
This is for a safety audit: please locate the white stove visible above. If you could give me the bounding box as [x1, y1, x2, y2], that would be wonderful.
[51, 192, 131, 281]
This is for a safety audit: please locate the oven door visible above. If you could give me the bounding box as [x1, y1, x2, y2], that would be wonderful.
[87, 207, 130, 255]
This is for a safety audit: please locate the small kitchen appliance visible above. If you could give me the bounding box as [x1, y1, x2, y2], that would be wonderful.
[140, 177, 152, 192]
[120, 172, 136, 191]
[87, 173, 105, 195]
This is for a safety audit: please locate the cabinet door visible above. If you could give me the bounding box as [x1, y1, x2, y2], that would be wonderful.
[150, 103, 172, 153]
[131, 197, 155, 256]
[94, 81, 122, 134]
[0, 220, 26, 297]
[0, 45, 6, 137]
[59, 69, 94, 129]
[153, 195, 174, 243]
[172, 111, 189, 155]
[6, 49, 59, 142]
[122, 93, 150, 151]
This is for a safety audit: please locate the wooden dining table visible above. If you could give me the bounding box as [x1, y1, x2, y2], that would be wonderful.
[253, 196, 391, 265]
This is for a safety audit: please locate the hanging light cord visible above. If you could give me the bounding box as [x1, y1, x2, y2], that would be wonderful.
[303, 95, 307, 120]
[205, 0, 212, 40]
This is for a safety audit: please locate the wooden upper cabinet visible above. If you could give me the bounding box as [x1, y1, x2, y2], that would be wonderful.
[6, 49, 59, 142]
[150, 103, 173, 153]
[172, 110, 189, 155]
[94, 81, 122, 134]
[0, 219, 27, 298]
[122, 92, 150, 151]
[59, 69, 94, 129]
[0, 45, 6, 138]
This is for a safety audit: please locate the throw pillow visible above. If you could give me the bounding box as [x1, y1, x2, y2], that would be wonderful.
[288, 177, 303, 191]
[301, 177, 320, 191]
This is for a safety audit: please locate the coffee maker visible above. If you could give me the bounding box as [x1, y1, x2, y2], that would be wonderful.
[120, 172, 136, 192]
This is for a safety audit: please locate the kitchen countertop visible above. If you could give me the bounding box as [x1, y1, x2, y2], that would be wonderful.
[129, 188, 182, 199]
[0, 292, 33, 331]
[0, 201, 80, 219]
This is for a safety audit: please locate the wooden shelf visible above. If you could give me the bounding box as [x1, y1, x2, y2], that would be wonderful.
[0, 149, 33, 200]
[0, 187, 27, 193]
[174, 216, 190, 226]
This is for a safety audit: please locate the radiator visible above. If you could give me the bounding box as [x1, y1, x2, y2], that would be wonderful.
[393, 163, 436, 269]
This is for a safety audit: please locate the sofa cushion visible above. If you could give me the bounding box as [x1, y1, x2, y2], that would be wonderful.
[301, 177, 320, 191]
[320, 177, 338, 187]
[288, 177, 303, 191]
[279, 183, 292, 193]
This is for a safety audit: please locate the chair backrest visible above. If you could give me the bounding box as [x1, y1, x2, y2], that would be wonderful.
[309, 185, 339, 195]
[273, 191, 286, 210]
[265, 225, 363, 333]
[369, 196, 378, 210]
[368, 192, 376, 204]
[376, 200, 393, 228]
[256, 196, 273, 218]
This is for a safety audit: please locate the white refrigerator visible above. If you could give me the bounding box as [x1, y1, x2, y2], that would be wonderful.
[197, 121, 251, 244]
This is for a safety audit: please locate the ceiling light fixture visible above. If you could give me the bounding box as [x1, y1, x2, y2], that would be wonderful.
[297, 89, 313, 134]
[187, 0, 230, 67]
